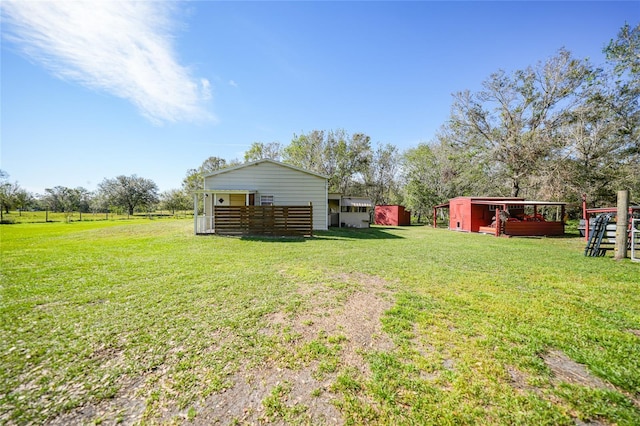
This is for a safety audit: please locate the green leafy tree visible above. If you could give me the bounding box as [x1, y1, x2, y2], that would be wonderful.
[182, 156, 230, 195]
[603, 22, 640, 202]
[283, 129, 372, 194]
[243, 142, 282, 162]
[401, 143, 442, 222]
[605, 22, 640, 78]
[361, 143, 400, 206]
[42, 186, 91, 213]
[160, 189, 191, 214]
[13, 188, 34, 215]
[283, 130, 327, 174]
[97, 175, 159, 216]
[334, 132, 372, 195]
[0, 170, 16, 214]
[0, 171, 35, 219]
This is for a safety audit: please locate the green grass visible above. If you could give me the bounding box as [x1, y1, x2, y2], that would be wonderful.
[0, 210, 192, 224]
[1, 220, 639, 424]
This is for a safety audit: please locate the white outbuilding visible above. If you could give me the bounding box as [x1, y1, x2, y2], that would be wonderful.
[194, 159, 329, 235]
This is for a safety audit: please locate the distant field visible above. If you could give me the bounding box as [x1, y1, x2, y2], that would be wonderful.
[0, 210, 193, 224]
[1, 220, 638, 425]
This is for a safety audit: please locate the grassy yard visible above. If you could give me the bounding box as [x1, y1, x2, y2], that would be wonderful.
[1, 220, 639, 425]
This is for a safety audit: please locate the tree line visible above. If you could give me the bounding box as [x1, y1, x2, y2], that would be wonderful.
[2, 24, 637, 222]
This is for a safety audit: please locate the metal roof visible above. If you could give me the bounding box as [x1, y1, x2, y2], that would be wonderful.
[202, 159, 329, 180]
[342, 198, 373, 207]
[434, 199, 567, 209]
[193, 189, 256, 194]
[470, 200, 566, 206]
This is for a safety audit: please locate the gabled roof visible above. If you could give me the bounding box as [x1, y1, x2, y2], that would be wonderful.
[203, 159, 328, 180]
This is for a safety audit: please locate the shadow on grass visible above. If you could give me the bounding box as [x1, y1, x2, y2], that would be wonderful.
[235, 226, 407, 242]
[313, 226, 406, 240]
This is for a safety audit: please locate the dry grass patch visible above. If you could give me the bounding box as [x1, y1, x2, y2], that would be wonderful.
[194, 271, 396, 425]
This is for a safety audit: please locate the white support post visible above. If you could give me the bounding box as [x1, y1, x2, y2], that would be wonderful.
[193, 193, 198, 234]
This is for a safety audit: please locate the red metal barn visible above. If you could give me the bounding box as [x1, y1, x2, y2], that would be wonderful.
[433, 197, 566, 237]
[375, 205, 411, 226]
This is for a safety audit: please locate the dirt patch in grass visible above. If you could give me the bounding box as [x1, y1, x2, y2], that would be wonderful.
[194, 363, 340, 425]
[544, 350, 615, 391]
[47, 376, 145, 426]
[195, 271, 396, 425]
[284, 272, 396, 374]
[41, 271, 396, 425]
[506, 366, 537, 394]
[543, 350, 640, 410]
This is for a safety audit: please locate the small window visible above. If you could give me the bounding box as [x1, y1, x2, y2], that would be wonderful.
[260, 195, 274, 206]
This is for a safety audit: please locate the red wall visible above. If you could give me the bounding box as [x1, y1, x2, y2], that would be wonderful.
[375, 205, 411, 226]
[448, 197, 525, 232]
[449, 198, 471, 231]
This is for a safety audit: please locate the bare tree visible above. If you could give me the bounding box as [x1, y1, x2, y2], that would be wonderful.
[448, 49, 591, 197]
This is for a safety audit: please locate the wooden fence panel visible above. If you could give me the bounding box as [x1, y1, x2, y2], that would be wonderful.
[214, 206, 313, 237]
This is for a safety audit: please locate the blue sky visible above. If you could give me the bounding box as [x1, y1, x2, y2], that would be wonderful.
[1, 1, 636, 195]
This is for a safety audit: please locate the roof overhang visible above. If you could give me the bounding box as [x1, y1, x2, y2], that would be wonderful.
[433, 200, 566, 209]
[470, 200, 566, 206]
[203, 159, 329, 180]
[342, 198, 373, 208]
[193, 189, 256, 194]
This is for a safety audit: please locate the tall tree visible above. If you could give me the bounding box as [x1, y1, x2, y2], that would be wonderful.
[0, 177, 21, 215]
[603, 22, 640, 201]
[283, 129, 372, 194]
[334, 132, 371, 195]
[283, 130, 327, 174]
[362, 143, 400, 206]
[98, 175, 158, 215]
[12, 188, 34, 215]
[243, 142, 282, 162]
[160, 189, 191, 214]
[539, 23, 640, 206]
[182, 156, 229, 195]
[401, 143, 440, 223]
[448, 49, 591, 197]
[42, 186, 91, 212]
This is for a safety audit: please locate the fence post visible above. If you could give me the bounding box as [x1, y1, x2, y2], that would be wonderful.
[615, 190, 629, 260]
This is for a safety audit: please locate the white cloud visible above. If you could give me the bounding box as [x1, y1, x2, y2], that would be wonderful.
[229, 80, 238, 87]
[201, 78, 212, 100]
[1, 1, 214, 124]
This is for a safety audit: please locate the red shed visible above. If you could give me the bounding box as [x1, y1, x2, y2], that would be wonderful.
[433, 197, 566, 237]
[375, 205, 411, 226]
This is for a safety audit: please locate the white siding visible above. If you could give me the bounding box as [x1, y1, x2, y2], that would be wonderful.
[204, 161, 328, 230]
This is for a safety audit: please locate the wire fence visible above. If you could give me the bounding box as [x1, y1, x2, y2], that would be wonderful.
[0, 210, 194, 224]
